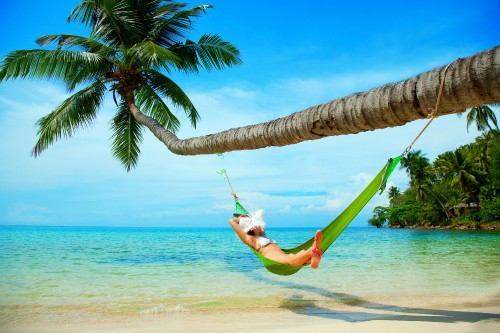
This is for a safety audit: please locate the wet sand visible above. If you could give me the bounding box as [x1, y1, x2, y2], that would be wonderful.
[3, 299, 499, 333]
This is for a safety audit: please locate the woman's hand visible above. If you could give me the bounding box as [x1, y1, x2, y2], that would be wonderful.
[230, 214, 248, 224]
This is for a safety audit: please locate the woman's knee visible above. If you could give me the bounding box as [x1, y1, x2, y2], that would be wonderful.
[286, 252, 308, 266]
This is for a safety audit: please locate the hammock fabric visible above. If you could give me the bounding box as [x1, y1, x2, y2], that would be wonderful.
[234, 156, 401, 276]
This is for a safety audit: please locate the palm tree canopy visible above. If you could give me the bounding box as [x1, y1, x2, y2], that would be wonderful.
[0, 0, 242, 171]
[400, 150, 430, 182]
[433, 148, 486, 205]
[466, 104, 499, 133]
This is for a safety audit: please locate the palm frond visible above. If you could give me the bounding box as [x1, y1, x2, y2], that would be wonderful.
[65, 59, 114, 92]
[483, 105, 499, 129]
[36, 34, 116, 57]
[149, 5, 213, 46]
[172, 34, 242, 73]
[466, 107, 477, 132]
[0, 49, 108, 85]
[128, 41, 179, 72]
[111, 102, 144, 171]
[466, 105, 499, 132]
[33, 35, 116, 91]
[94, 0, 144, 47]
[132, 0, 163, 33]
[68, 0, 97, 25]
[69, 0, 144, 48]
[145, 70, 199, 127]
[156, 3, 211, 18]
[135, 84, 180, 132]
[134, 0, 163, 14]
[31, 82, 107, 156]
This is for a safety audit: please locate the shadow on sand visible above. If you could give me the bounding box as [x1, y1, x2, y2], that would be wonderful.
[247, 272, 500, 324]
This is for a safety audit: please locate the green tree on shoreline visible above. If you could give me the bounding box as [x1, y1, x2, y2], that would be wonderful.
[371, 129, 499, 229]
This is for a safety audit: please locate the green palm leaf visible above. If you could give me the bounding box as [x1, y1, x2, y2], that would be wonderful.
[135, 84, 180, 131]
[0, 49, 106, 84]
[69, 0, 143, 47]
[150, 4, 213, 46]
[36, 34, 116, 57]
[466, 104, 499, 132]
[128, 41, 179, 72]
[173, 34, 242, 73]
[193, 34, 243, 71]
[32, 82, 107, 156]
[144, 70, 199, 127]
[111, 102, 144, 171]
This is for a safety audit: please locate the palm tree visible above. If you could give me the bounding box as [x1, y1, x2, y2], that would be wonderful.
[0, 0, 241, 170]
[472, 131, 496, 173]
[387, 186, 401, 206]
[400, 150, 432, 201]
[466, 104, 499, 133]
[402, 150, 454, 217]
[369, 206, 388, 228]
[434, 149, 484, 206]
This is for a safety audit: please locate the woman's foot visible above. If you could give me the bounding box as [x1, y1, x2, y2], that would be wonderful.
[311, 230, 323, 269]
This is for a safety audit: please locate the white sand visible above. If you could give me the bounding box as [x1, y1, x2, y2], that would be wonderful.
[3, 303, 499, 333]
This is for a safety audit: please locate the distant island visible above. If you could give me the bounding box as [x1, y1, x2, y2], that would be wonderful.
[369, 130, 499, 230]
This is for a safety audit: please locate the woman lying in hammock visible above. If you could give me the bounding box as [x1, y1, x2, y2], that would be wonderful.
[229, 210, 323, 268]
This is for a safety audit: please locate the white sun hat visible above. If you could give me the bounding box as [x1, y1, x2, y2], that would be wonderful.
[239, 209, 266, 233]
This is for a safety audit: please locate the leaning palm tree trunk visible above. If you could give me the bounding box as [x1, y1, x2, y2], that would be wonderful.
[134, 46, 500, 156]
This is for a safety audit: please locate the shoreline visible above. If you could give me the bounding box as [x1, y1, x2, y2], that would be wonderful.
[386, 223, 500, 230]
[2, 298, 499, 333]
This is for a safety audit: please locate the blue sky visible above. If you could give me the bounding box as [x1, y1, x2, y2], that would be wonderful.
[0, 0, 498, 228]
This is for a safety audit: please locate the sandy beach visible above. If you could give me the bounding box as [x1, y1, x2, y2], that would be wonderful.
[3, 297, 499, 333]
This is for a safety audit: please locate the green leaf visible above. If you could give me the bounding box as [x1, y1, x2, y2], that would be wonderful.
[149, 4, 213, 46]
[128, 41, 179, 72]
[135, 84, 180, 132]
[144, 70, 199, 127]
[195, 34, 243, 71]
[111, 102, 144, 171]
[32, 82, 106, 156]
[69, 0, 144, 48]
[170, 34, 242, 73]
[36, 34, 116, 57]
[0, 49, 107, 85]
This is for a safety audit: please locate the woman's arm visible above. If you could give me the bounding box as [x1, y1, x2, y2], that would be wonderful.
[229, 217, 258, 250]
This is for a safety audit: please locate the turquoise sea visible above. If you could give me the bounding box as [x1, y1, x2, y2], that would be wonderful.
[1, 226, 499, 324]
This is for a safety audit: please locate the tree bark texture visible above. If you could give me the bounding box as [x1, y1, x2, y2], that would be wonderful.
[134, 46, 500, 156]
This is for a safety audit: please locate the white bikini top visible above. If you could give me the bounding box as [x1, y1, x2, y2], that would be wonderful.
[257, 236, 276, 250]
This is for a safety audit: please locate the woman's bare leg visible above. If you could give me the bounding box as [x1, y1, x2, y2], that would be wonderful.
[261, 247, 311, 266]
[261, 230, 323, 267]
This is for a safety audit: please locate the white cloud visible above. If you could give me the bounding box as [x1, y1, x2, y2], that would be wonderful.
[270, 68, 418, 113]
[325, 198, 345, 210]
[7, 202, 53, 224]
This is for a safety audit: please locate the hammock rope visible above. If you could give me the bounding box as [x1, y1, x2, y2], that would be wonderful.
[401, 63, 451, 157]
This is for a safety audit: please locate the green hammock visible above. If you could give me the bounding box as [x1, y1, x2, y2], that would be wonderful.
[233, 156, 401, 276]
